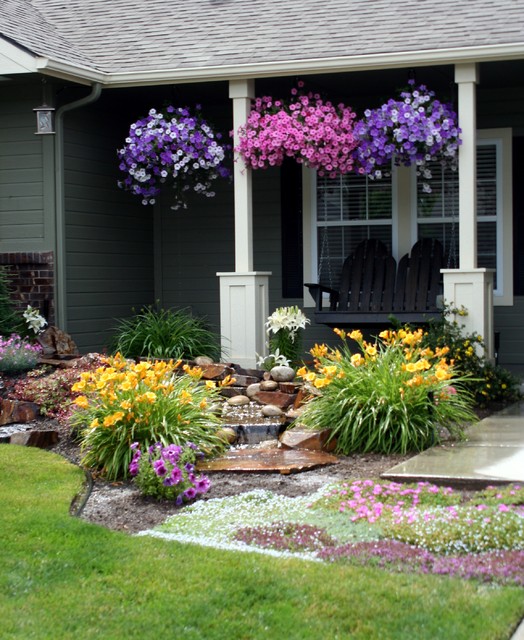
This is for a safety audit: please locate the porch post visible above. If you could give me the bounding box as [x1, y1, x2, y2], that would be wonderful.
[442, 64, 494, 360]
[217, 79, 271, 368]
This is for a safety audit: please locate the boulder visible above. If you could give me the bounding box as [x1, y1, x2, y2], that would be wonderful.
[37, 326, 79, 356]
[0, 399, 40, 426]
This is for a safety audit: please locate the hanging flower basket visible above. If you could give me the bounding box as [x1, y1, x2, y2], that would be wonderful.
[352, 80, 461, 191]
[117, 106, 230, 210]
[235, 83, 359, 178]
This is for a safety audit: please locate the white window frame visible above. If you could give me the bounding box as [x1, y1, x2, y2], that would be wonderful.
[410, 128, 513, 305]
[303, 165, 399, 307]
[303, 128, 513, 308]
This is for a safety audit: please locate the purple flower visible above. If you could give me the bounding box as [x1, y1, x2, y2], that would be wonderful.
[117, 106, 230, 210]
[169, 466, 183, 485]
[183, 487, 198, 501]
[194, 475, 211, 494]
[153, 459, 167, 477]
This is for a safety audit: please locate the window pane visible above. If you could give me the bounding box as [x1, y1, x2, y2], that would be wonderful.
[317, 173, 392, 223]
[417, 223, 460, 269]
[477, 145, 497, 218]
[478, 221, 497, 288]
[417, 163, 459, 219]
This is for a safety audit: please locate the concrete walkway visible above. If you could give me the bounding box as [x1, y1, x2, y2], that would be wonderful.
[383, 401, 524, 487]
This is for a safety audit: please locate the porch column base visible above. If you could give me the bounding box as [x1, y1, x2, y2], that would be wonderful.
[442, 268, 495, 361]
[217, 272, 272, 368]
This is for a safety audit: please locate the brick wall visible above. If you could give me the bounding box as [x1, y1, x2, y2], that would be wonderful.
[0, 252, 54, 324]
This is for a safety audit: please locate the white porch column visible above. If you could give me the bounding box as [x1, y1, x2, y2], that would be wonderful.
[442, 64, 494, 360]
[217, 79, 271, 368]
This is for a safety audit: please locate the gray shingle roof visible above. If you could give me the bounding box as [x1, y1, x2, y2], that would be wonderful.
[1, 0, 524, 77]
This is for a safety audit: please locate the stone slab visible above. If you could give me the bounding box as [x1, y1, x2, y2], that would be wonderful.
[197, 448, 340, 474]
[382, 443, 524, 487]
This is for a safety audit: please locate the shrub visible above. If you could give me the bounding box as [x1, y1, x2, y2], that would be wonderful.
[129, 441, 211, 504]
[0, 334, 42, 374]
[71, 354, 227, 479]
[421, 306, 521, 407]
[297, 327, 477, 454]
[110, 306, 221, 361]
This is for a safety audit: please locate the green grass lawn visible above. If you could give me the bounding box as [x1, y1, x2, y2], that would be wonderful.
[1, 445, 523, 640]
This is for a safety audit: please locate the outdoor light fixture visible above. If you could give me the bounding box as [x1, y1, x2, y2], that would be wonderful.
[33, 104, 55, 134]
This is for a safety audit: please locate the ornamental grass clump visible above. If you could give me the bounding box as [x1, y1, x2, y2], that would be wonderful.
[129, 441, 211, 504]
[111, 306, 221, 361]
[297, 327, 476, 454]
[71, 354, 227, 479]
[0, 334, 42, 374]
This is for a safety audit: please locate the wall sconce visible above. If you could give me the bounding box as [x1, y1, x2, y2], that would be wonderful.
[33, 104, 55, 135]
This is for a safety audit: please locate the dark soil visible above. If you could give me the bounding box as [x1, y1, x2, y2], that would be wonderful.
[41, 419, 412, 534]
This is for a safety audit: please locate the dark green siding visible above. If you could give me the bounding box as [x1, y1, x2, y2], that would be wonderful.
[63, 101, 154, 352]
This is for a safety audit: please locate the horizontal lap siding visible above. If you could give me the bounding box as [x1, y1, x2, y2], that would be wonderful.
[64, 103, 154, 353]
[0, 83, 45, 244]
[480, 84, 524, 369]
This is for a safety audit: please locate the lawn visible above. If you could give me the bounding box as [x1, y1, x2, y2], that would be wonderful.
[1, 445, 523, 640]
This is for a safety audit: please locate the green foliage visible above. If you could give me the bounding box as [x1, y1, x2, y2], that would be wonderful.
[110, 305, 221, 361]
[422, 306, 521, 407]
[71, 355, 226, 479]
[298, 328, 476, 455]
[0, 267, 23, 337]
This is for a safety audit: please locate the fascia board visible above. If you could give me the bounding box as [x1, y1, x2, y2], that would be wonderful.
[38, 41, 524, 88]
[0, 38, 38, 74]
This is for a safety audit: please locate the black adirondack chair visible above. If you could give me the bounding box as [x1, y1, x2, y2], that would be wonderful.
[305, 238, 444, 328]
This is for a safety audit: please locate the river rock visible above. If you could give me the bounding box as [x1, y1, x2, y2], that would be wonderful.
[270, 365, 295, 382]
[226, 395, 251, 407]
[246, 383, 261, 398]
[260, 380, 278, 392]
[194, 356, 214, 366]
[261, 404, 284, 417]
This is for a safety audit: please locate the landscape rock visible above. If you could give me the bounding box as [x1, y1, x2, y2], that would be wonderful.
[0, 399, 40, 426]
[261, 404, 284, 417]
[9, 429, 59, 448]
[259, 380, 278, 392]
[199, 363, 235, 380]
[246, 383, 261, 398]
[226, 395, 251, 407]
[280, 427, 337, 452]
[37, 326, 79, 356]
[270, 365, 295, 382]
[254, 391, 296, 409]
[194, 356, 214, 366]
